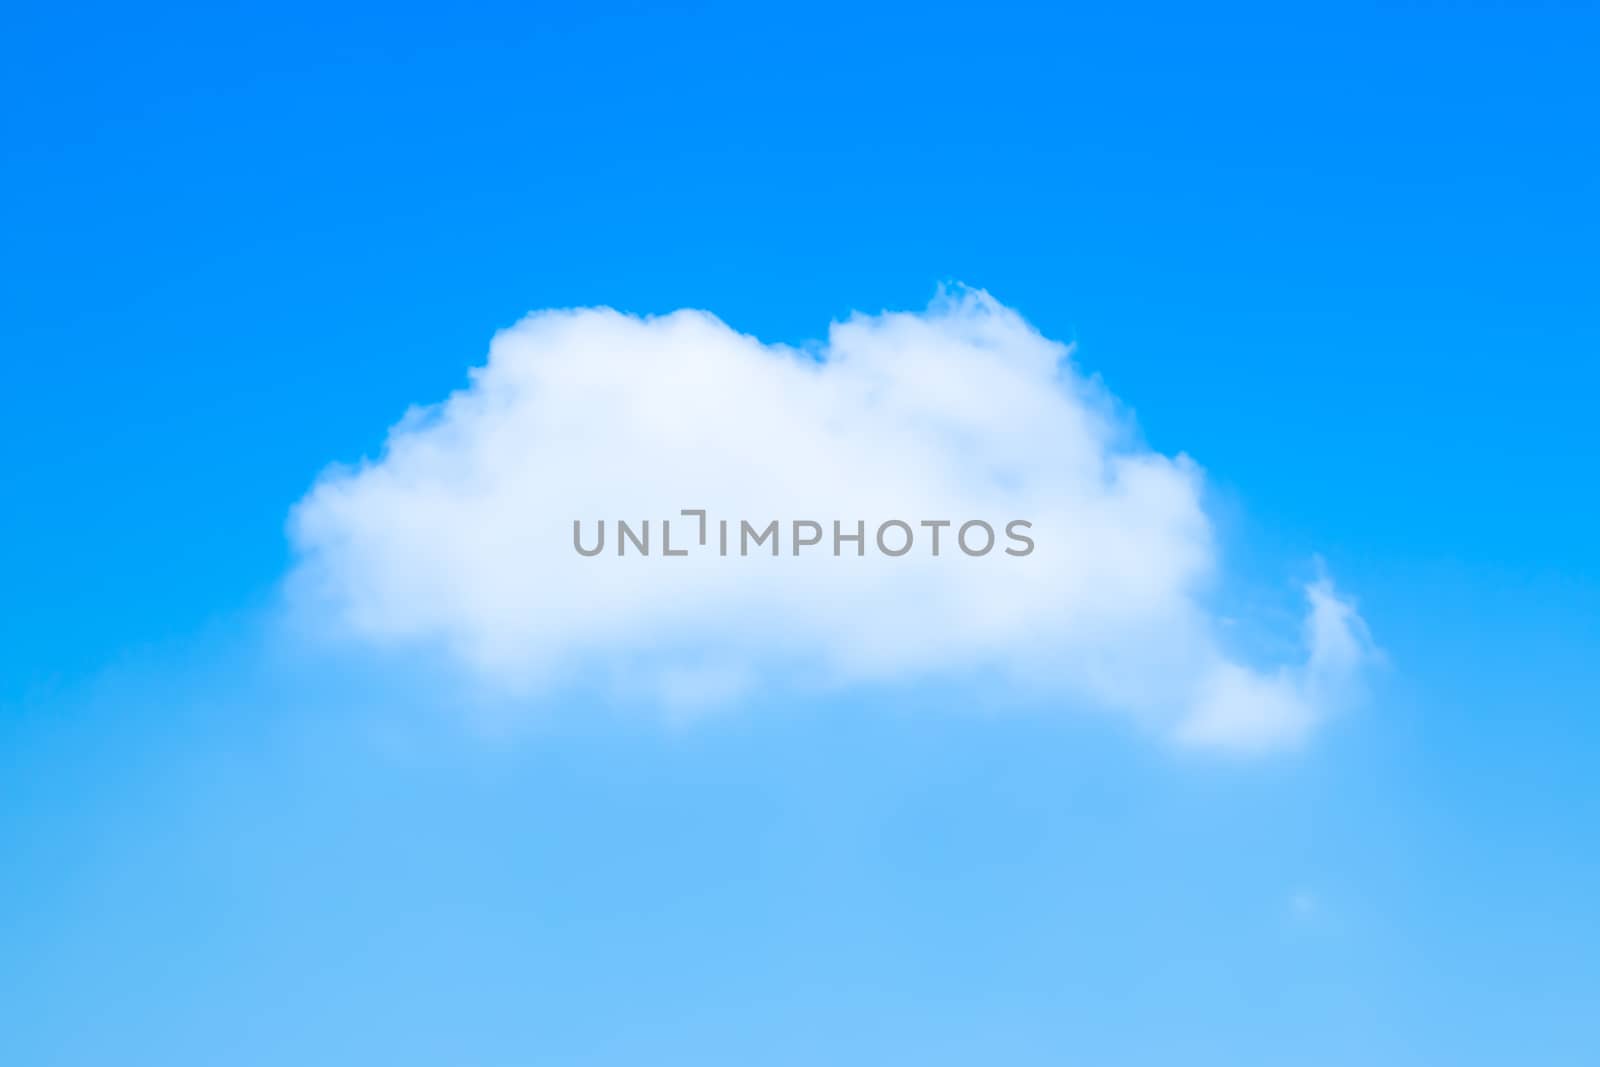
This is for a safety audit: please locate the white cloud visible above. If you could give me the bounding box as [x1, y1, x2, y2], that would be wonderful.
[1287, 889, 1321, 923]
[287, 288, 1373, 751]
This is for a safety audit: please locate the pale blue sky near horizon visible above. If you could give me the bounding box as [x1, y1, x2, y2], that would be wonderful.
[3, 3, 1598, 1064]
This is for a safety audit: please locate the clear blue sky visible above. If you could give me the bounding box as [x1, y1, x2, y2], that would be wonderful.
[2, 3, 1597, 1064]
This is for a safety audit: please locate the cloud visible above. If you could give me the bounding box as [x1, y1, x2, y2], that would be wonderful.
[1288, 889, 1320, 921]
[287, 288, 1373, 751]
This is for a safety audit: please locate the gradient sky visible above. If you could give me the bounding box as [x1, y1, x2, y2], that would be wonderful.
[3, 3, 1598, 1064]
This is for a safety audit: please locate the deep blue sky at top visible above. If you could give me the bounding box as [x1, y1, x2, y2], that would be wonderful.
[4, 1, 1594, 696]
[1, 5, 1598, 1064]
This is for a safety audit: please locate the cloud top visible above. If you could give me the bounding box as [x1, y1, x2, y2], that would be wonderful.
[289, 289, 1372, 751]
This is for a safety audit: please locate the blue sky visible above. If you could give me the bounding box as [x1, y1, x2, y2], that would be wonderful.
[3, 3, 1598, 1064]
